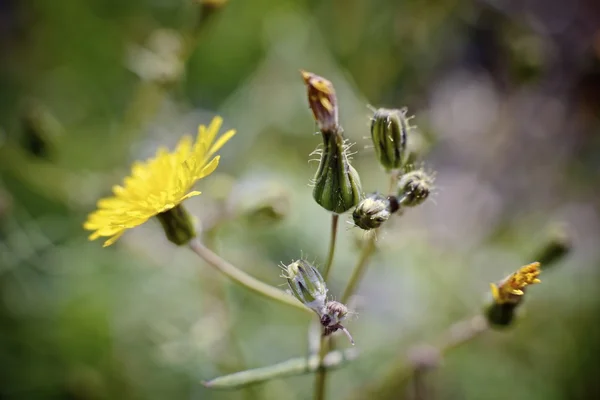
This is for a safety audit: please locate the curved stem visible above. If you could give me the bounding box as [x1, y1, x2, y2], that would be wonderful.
[189, 239, 310, 313]
[322, 214, 339, 280]
[341, 232, 377, 303]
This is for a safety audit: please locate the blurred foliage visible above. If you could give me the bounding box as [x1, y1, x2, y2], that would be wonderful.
[1, 0, 600, 399]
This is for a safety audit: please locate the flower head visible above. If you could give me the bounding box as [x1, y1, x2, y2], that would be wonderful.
[283, 259, 328, 312]
[84, 116, 235, 246]
[490, 262, 541, 304]
[370, 107, 411, 171]
[397, 169, 434, 207]
[352, 193, 398, 230]
[300, 70, 339, 133]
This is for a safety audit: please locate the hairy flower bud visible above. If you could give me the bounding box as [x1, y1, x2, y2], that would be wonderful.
[321, 301, 354, 345]
[370, 107, 410, 171]
[352, 193, 399, 230]
[155, 204, 197, 246]
[312, 133, 363, 214]
[283, 260, 327, 312]
[397, 169, 434, 207]
[300, 70, 338, 133]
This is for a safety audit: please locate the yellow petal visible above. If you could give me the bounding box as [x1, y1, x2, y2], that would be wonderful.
[196, 156, 220, 179]
[208, 129, 236, 158]
[103, 231, 124, 247]
[181, 190, 202, 201]
[202, 116, 224, 147]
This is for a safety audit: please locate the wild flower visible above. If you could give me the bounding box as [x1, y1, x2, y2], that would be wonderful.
[83, 116, 235, 246]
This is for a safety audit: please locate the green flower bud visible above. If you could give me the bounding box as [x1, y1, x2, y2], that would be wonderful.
[155, 204, 197, 246]
[352, 193, 399, 230]
[370, 108, 410, 171]
[321, 301, 354, 345]
[283, 260, 327, 312]
[484, 301, 518, 328]
[531, 225, 571, 269]
[312, 132, 363, 214]
[397, 170, 434, 207]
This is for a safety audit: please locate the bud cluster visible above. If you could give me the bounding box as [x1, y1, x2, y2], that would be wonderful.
[283, 259, 354, 344]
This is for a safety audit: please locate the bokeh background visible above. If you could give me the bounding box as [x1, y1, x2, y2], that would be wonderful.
[1, 0, 600, 399]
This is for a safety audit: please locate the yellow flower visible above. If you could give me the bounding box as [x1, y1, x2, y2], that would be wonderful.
[84, 116, 235, 247]
[490, 262, 541, 304]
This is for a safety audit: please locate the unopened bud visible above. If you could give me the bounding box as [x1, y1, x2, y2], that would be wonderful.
[484, 301, 518, 328]
[370, 108, 410, 171]
[155, 204, 197, 246]
[352, 193, 399, 230]
[397, 170, 433, 207]
[312, 133, 363, 214]
[321, 301, 354, 345]
[283, 260, 327, 312]
[532, 225, 571, 269]
[300, 70, 338, 133]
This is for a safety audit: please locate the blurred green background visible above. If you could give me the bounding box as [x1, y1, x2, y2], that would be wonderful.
[1, 0, 600, 399]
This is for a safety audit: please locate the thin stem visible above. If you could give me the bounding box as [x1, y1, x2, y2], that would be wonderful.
[341, 171, 398, 303]
[312, 213, 339, 400]
[313, 336, 330, 400]
[341, 232, 377, 303]
[188, 239, 310, 313]
[203, 348, 359, 390]
[322, 214, 340, 280]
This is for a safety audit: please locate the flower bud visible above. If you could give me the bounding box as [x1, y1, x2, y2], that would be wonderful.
[484, 301, 518, 328]
[321, 301, 354, 345]
[312, 133, 363, 214]
[352, 193, 399, 230]
[155, 204, 197, 246]
[397, 169, 434, 207]
[370, 108, 410, 171]
[531, 225, 571, 269]
[300, 70, 339, 133]
[283, 260, 327, 312]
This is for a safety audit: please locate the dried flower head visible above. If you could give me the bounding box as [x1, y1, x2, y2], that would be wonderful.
[370, 107, 411, 171]
[283, 260, 328, 312]
[352, 193, 398, 230]
[397, 169, 434, 207]
[321, 301, 354, 345]
[300, 70, 339, 133]
[84, 116, 235, 246]
[490, 262, 542, 305]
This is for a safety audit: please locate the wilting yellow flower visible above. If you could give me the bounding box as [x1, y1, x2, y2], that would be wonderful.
[490, 262, 541, 304]
[84, 116, 235, 247]
[300, 70, 339, 133]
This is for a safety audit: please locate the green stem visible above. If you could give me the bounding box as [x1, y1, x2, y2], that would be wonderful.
[203, 348, 358, 390]
[313, 336, 330, 400]
[322, 214, 339, 281]
[341, 233, 377, 303]
[188, 239, 310, 313]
